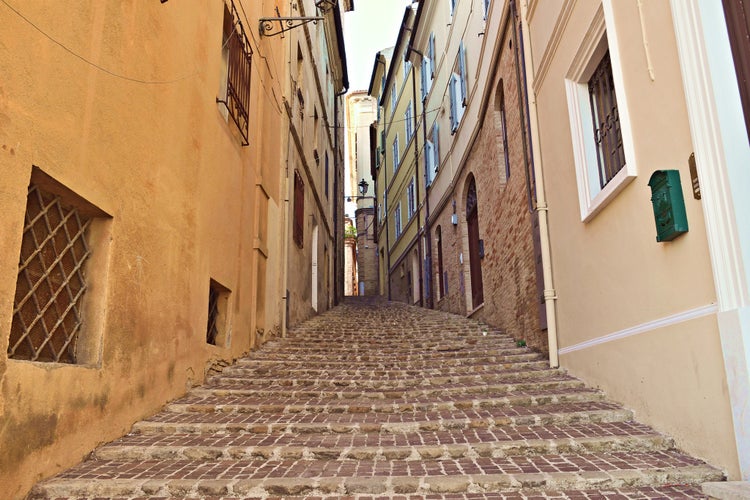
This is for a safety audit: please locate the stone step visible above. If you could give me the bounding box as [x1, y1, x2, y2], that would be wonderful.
[166, 387, 604, 414]
[29, 451, 723, 498]
[257, 342, 522, 356]
[208, 366, 564, 389]
[194, 375, 585, 400]
[229, 358, 550, 375]
[237, 351, 544, 366]
[94, 422, 672, 461]
[27, 485, 711, 499]
[132, 401, 634, 435]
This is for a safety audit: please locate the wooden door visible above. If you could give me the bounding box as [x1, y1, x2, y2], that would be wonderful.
[466, 178, 484, 309]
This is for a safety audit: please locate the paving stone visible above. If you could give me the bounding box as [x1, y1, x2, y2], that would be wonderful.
[30, 298, 725, 499]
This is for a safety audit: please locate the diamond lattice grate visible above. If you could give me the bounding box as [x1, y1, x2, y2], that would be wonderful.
[9, 186, 92, 363]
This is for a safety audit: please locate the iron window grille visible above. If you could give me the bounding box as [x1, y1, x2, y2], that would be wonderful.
[588, 51, 625, 188]
[217, 0, 253, 146]
[206, 284, 220, 345]
[9, 185, 92, 363]
[293, 170, 304, 248]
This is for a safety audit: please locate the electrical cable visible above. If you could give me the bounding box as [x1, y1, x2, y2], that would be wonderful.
[0, 0, 199, 85]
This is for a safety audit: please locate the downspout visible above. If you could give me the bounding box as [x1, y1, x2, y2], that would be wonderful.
[409, 55, 424, 306]
[407, 44, 433, 309]
[334, 85, 348, 306]
[376, 57, 393, 301]
[281, 19, 294, 338]
[516, 0, 559, 367]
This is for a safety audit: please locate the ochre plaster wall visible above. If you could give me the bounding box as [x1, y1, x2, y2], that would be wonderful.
[0, 2, 286, 497]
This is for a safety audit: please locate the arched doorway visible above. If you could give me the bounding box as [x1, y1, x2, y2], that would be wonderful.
[411, 249, 420, 305]
[466, 176, 484, 309]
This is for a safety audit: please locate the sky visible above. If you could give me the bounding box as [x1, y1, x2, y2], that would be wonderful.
[343, 0, 414, 91]
[342, 0, 411, 219]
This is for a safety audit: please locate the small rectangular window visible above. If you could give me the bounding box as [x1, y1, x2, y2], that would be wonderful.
[206, 279, 230, 346]
[9, 169, 110, 364]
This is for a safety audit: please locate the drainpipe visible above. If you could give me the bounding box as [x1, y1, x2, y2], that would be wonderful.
[408, 55, 424, 307]
[514, 0, 559, 368]
[334, 85, 348, 307]
[375, 56, 393, 301]
[406, 44, 432, 309]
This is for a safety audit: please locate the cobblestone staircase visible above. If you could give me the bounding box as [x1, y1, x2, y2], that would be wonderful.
[30, 297, 724, 499]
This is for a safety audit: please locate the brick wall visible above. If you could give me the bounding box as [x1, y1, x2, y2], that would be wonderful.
[429, 26, 547, 352]
[355, 208, 379, 296]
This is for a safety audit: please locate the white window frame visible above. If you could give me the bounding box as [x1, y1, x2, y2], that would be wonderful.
[425, 122, 440, 185]
[564, 4, 636, 222]
[392, 133, 400, 172]
[407, 177, 417, 219]
[394, 202, 403, 238]
[405, 102, 414, 139]
[390, 83, 397, 114]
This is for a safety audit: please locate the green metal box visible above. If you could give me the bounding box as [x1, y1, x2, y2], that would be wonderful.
[648, 170, 689, 242]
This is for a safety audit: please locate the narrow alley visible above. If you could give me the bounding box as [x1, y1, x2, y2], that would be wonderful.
[29, 298, 722, 499]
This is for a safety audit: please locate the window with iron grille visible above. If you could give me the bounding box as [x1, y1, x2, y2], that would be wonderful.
[564, 20, 636, 222]
[206, 279, 230, 346]
[9, 178, 103, 364]
[588, 51, 625, 188]
[293, 170, 304, 248]
[217, 0, 253, 146]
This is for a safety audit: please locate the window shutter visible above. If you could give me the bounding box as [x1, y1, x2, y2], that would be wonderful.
[449, 74, 458, 133]
[459, 42, 468, 106]
[425, 141, 434, 185]
[429, 33, 436, 77]
[421, 58, 428, 101]
[433, 123, 440, 170]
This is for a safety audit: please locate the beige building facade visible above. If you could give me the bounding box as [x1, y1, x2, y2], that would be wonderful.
[344, 92, 378, 296]
[526, 0, 750, 480]
[0, 0, 348, 497]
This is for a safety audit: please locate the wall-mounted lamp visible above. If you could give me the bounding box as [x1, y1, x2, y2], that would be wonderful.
[358, 179, 369, 196]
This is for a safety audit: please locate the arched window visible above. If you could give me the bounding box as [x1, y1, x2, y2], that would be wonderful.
[496, 79, 511, 181]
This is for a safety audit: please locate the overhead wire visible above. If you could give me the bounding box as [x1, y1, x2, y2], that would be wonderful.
[0, 0, 199, 85]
